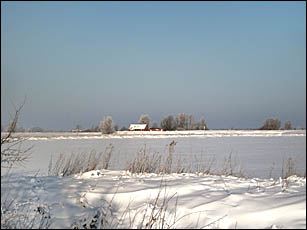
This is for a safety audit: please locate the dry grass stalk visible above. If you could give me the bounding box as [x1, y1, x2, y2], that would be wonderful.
[48, 145, 113, 176]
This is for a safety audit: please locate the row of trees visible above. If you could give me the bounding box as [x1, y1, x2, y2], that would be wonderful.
[159, 114, 208, 131]
[260, 118, 293, 130]
[138, 113, 208, 131]
[1, 123, 46, 133]
[97, 116, 296, 133]
[97, 113, 208, 134]
[1, 115, 297, 134]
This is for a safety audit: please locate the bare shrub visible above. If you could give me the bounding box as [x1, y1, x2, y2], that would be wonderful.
[125, 146, 163, 174]
[126, 141, 186, 175]
[1, 100, 51, 229]
[1, 197, 52, 229]
[1, 100, 33, 170]
[134, 183, 179, 229]
[193, 154, 216, 175]
[280, 157, 305, 190]
[49, 144, 113, 176]
[281, 157, 304, 179]
[213, 152, 245, 177]
[126, 142, 247, 178]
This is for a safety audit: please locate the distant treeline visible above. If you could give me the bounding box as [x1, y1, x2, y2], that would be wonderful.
[2, 114, 303, 133]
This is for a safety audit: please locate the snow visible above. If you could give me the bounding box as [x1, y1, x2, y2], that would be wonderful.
[1, 130, 306, 229]
[128, 124, 148, 130]
[2, 131, 305, 179]
[1, 170, 305, 229]
[2, 130, 305, 140]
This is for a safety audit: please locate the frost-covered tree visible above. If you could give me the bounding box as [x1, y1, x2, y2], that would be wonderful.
[196, 118, 208, 130]
[151, 121, 159, 129]
[138, 114, 150, 127]
[260, 118, 281, 130]
[176, 113, 188, 130]
[100, 116, 114, 134]
[161, 115, 177, 131]
[27, 126, 44, 132]
[188, 114, 195, 130]
[284, 120, 292, 130]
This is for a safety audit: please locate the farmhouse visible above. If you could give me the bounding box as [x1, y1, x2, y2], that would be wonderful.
[129, 124, 149, 131]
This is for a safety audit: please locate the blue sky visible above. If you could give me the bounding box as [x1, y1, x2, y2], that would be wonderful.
[1, 1, 306, 130]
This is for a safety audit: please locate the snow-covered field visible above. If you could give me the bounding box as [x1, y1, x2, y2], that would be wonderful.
[3, 130, 306, 179]
[2, 170, 306, 229]
[1, 130, 306, 229]
[4, 130, 306, 140]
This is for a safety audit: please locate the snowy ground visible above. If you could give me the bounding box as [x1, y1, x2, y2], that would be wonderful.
[2, 130, 305, 179]
[1, 130, 306, 229]
[1, 170, 306, 229]
[3, 130, 306, 140]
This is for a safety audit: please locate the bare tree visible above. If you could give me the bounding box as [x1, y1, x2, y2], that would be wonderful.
[284, 120, 292, 130]
[176, 113, 188, 130]
[1, 100, 54, 229]
[100, 116, 114, 134]
[160, 115, 177, 131]
[138, 114, 150, 127]
[7, 121, 16, 132]
[195, 118, 208, 130]
[27, 126, 44, 132]
[1, 100, 32, 169]
[188, 114, 195, 130]
[260, 118, 281, 130]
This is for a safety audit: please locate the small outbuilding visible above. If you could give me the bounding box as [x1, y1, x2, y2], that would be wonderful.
[128, 124, 149, 131]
